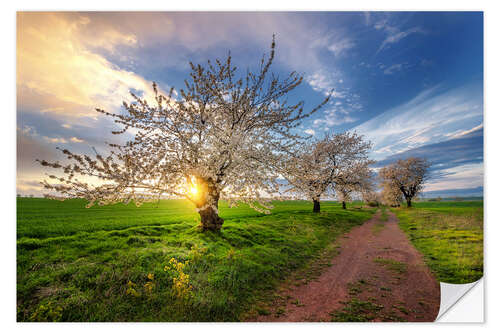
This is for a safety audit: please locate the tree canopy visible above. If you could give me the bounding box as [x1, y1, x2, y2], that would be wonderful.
[379, 157, 430, 208]
[37, 36, 330, 231]
[281, 132, 373, 212]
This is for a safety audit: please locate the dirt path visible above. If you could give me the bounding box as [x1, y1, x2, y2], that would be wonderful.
[252, 209, 440, 322]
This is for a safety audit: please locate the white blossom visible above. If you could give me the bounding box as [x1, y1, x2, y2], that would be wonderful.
[281, 131, 373, 212]
[38, 36, 330, 230]
[378, 157, 430, 208]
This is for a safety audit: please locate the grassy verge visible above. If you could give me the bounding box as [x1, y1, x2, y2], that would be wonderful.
[330, 298, 384, 322]
[243, 235, 344, 320]
[372, 208, 387, 235]
[391, 201, 483, 283]
[17, 198, 374, 321]
[373, 257, 407, 275]
[380, 207, 388, 222]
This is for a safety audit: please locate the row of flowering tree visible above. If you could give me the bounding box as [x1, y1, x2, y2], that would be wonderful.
[280, 132, 374, 212]
[37, 37, 374, 231]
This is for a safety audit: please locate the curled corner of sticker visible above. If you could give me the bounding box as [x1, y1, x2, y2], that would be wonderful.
[436, 278, 484, 322]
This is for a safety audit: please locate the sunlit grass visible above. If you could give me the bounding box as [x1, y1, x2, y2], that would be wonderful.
[17, 198, 375, 321]
[392, 201, 483, 284]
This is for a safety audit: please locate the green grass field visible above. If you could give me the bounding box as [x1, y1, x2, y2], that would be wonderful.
[17, 198, 374, 322]
[392, 201, 483, 284]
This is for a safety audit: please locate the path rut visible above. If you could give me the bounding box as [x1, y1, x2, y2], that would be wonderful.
[252, 209, 440, 322]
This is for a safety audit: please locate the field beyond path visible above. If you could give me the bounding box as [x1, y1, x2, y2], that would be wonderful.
[393, 201, 483, 284]
[252, 210, 440, 322]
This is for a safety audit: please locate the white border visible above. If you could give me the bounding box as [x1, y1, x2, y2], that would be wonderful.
[437, 279, 484, 322]
[4, 0, 499, 331]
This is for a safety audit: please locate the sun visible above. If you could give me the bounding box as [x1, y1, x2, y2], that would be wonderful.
[189, 185, 199, 197]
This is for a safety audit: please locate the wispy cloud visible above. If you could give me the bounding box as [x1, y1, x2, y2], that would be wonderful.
[383, 63, 403, 75]
[17, 12, 163, 120]
[309, 80, 363, 129]
[445, 123, 483, 140]
[308, 78, 365, 130]
[378, 27, 425, 53]
[327, 38, 355, 57]
[306, 71, 346, 98]
[313, 108, 357, 128]
[375, 126, 483, 171]
[374, 126, 483, 195]
[17, 127, 57, 176]
[371, 17, 425, 54]
[44, 137, 68, 144]
[353, 83, 483, 160]
[423, 186, 483, 198]
[424, 162, 483, 192]
[70, 137, 85, 143]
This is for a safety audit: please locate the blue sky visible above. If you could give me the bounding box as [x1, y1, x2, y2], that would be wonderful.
[16, 11, 483, 197]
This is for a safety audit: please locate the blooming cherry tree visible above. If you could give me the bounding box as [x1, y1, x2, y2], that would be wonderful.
[378, 157, 430, 208]
[335, 161, 374, 209]
[281, 132, 372, 212]
[380, 182, 403, 207]
[37, 37, 330, 231]
[361, 190, 381, 207]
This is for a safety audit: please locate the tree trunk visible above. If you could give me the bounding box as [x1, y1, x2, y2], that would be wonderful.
[313, 198, 320, 212]
[198, 204, 224, 231]
[194, 178, 224, 231]
[406, 198, 412, 208]
[342, 201, 346, 209]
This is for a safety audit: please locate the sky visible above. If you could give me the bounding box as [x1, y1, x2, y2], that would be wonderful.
[16, 11, 483, 197]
